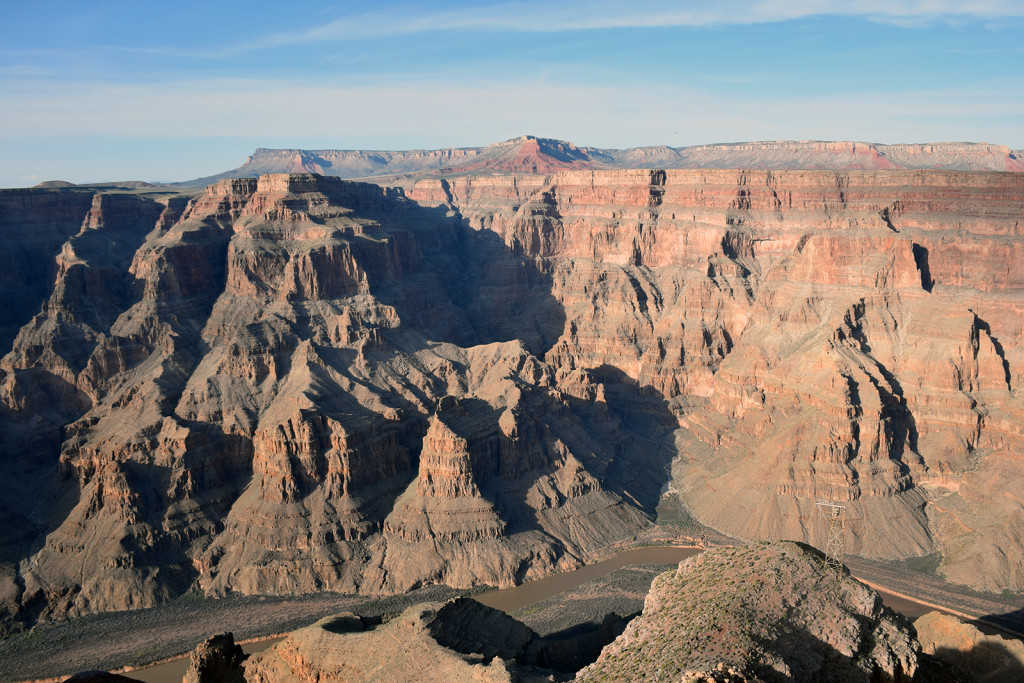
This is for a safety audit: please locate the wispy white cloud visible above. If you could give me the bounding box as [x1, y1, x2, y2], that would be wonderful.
[1, 76, 1019, 149]
[229, 0, 1024, 54]
[2, 73, 1020, 186]
[10, 2, 1019, 64]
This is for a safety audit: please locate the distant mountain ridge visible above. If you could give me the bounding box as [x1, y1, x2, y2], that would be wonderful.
[184, 135, 1024, 185]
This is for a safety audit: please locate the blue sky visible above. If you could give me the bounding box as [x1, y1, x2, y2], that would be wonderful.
[1, 1, 1022, 185]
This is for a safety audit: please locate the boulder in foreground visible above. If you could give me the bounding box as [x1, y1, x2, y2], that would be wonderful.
[915, 611, 1024, 683]
[577, 541, 920, 682]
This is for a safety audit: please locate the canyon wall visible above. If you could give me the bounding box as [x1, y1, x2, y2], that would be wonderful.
[0, 174, 659, 627]
[409, 168, 1024, 592]
[0, 168, 1021, 629]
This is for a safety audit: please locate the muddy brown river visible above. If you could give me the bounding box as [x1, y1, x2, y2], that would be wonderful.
[121, 545, 963, 682]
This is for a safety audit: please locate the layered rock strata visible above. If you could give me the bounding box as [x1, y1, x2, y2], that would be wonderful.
[410, 168, 1024, 593]
[1, 167, 1022, 628]
[197, 138, 1024, 185]
[0, 174, 659, 626]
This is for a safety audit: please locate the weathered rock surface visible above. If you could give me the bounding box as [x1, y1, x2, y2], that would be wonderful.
[242, 603, 519, 682]
[1, 167, 1022, 629]
[577, 542, 921, 682]
[183, 632, 246, 683]
[915, 611, 1024, 682]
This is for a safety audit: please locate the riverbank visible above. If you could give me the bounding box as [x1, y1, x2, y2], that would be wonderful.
[844, 555, 1024, 640]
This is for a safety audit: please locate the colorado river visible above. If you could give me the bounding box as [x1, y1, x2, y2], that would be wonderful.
[122, 639, 280, 683]
[475, 545, 702, 612]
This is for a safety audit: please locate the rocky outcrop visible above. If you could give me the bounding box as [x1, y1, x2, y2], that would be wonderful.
[242, 604, 518, 682]
[915, 611, 1024, 682]
[186, 545, 972, 682]
[577, 542, 921, 682]
[240, 596, 625, 681]
[183, 632, 246, 683]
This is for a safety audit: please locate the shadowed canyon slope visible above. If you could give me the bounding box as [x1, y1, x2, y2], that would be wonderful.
[0, 167, 1022, 629]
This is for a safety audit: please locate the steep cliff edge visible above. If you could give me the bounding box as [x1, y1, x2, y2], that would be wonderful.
[0, 188, 106, 351]
[410, 168, 1024, 593]
[1, 168, 1022, 630]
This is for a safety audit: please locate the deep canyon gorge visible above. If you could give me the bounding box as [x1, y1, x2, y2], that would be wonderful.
[0, 141, 1022, 651]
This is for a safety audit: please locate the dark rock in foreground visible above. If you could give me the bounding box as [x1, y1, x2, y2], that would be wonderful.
[577, 542, 921, 682]
[173, 542, 988, 682]
[184, 631, 246, 683]
[915, 611, 1024, 683]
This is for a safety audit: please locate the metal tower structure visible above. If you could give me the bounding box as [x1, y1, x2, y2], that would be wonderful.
[816, 500, 846, 577]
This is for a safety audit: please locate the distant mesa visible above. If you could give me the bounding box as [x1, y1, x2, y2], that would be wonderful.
[106, 180, 155, 188]
[181, 136, 1024, 186]
[32, 179, 156, 189]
